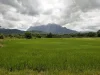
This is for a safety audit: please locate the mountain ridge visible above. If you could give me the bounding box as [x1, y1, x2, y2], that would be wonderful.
[0, 28, 24, 34]
[28, 24, 77, 34]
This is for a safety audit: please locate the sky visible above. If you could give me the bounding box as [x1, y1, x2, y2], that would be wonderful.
[0, 0, 100, 31]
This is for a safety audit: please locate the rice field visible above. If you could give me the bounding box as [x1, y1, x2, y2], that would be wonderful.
[0, 38, 100, 75]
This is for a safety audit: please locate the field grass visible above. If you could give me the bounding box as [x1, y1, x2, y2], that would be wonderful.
[0, 38, 100, 75]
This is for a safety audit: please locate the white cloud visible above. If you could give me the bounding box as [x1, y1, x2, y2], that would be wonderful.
[0, 0, 100, 31]
[64, 9, 100, 32]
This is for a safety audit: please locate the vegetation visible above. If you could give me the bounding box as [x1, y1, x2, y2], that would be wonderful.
[97, 30, 100, 37]
[0, 38, 100, 75]
[0, 34, 4, 39]
[35, 34, 41, 38]
[0, 29, 100, 39]
[24, 32, 32, 39]
[46, 33, 53, 38]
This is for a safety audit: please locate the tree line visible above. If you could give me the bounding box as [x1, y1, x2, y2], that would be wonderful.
[0, 30, 100, 39]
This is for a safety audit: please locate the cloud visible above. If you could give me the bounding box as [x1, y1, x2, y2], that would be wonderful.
[0, 0, 100, 31]
[74, 0, 100, 11]
[0, 0, 39, 30]
[63, 0, 100, 32]
[0, 0, 40, 15]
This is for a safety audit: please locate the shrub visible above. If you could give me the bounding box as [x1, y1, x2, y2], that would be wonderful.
[97, 30, 100, 37]
[87, 32, 96, 37]
[24, 32, 32, 39]
[0, 34, 4, 39]
[46, 33, 53, 38]
[8, 34, 14, 38]
[36, 34, 41, 38]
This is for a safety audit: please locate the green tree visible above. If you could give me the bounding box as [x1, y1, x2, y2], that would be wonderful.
[87, 32, 96, 37]
[97, 30, 100, 37]
[0, 34, 4, 39]
[24, 32, 32, 39]
[46, 33, 53, 38]
[36, 34, 41, 38]
[8, 34, 14, 38]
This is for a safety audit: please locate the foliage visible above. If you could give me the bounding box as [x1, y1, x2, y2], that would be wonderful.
[1, 29, 100, 39]
[86, 32, 96, 37]
[35, 34, 41, 38]
[46, 33, 53, 38]
[0, 34, 4, 39]
[0, 38, 100, 73]
[24, 32, 32, 39]
[8, 34, 14, 38]
[97, 30, 100, 37]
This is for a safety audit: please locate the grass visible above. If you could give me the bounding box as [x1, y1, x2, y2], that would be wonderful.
[0, 38, 100, 75]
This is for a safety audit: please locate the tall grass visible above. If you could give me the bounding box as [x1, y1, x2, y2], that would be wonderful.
[0, 38, 100, 74]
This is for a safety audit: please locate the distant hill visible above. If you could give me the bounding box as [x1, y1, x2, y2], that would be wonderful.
[0, 28, 25, 34]
[28, 24, 77, 34]
[0, 28, 46, 35]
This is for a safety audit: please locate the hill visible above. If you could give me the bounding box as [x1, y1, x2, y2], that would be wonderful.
[0, 28, 24, 34]
[28, 24, 77, 34]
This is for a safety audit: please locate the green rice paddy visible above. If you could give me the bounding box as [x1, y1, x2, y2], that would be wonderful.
[0, 38, 100, 75]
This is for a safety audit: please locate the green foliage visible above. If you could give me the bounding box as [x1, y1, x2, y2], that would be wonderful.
[14, 34, 23, 39]
[24, 32, 32, 39]
[35, 34, 41, 38]
[0, 34, 4, 39]
[76, 33, 85, 37]
[97, 30, 100, 37]
[87, 32, 96, 37]
[0, 38, 100, 73]
[46, 33, 53, 38]
[8, 34, 14, 38]
[3, 29, 100, 39]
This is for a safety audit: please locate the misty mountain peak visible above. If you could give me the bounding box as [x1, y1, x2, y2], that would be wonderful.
[28, 24, 77, 34]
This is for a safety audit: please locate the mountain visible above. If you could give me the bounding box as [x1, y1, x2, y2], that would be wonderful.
[28, 24, 77, 34]
[0, 28, 25, 34]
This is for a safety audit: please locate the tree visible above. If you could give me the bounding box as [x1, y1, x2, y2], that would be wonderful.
[76, 33, 84, 37]
[8, 34, 14, 38]
[87, 32, 96, 37]
[97, 30, 100, 37]
[46, 33, 53, 38]
[36, 34, 41, 38]
[0, 34, 4, 39]
[24, 32, 32, 39]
